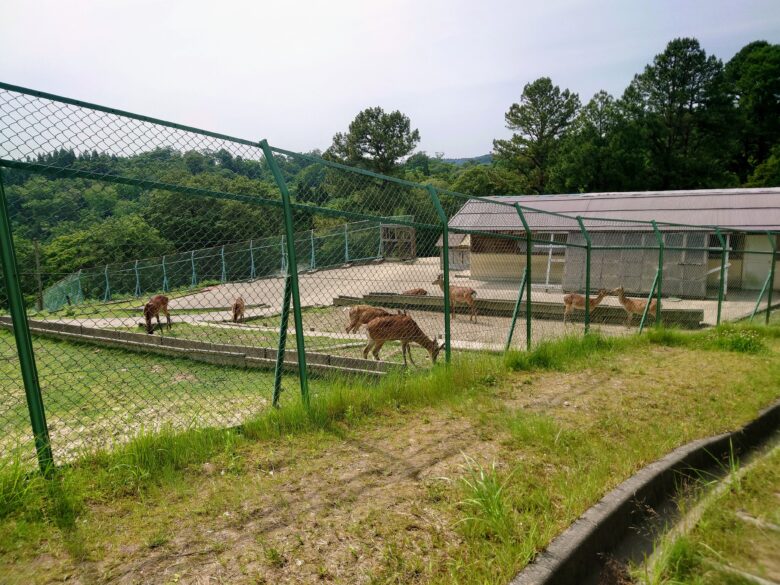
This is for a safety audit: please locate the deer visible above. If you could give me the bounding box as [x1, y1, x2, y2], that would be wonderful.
[144, 295, 171, 334]
[432, 273, 478, 322]
[344, 305, 391, 333]
[363, 313, 443, 367]
[562, 288, 609, 325]
[402, 288, 428, 296]
[613, 286, 657, 327]
[232, 296, 246, 323]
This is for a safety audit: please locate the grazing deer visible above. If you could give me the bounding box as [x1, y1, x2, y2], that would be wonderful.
[344, 305, 391, 333]
[363, 313, 443, 366]
[403, 288, 428, 296]
[613, 286, 657, 327]
[432, 273, 478, 322]
[144, 295, 171, 334]
[232, 296, 246, 323]
[562, 289, 609, 325]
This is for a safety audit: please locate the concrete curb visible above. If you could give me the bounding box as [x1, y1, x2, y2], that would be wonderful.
[510, 399, 780, 585]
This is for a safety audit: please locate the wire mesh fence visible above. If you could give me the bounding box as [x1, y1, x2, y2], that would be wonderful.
[1, 82, 779, 471]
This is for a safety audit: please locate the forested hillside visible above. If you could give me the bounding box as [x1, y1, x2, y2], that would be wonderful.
[2, 37, 778, 294]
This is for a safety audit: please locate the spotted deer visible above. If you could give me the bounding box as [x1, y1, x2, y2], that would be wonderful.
[232, 296, 246, 323]
[144, 295, 171, 334]
[562, 289, 609, 324]
[344, 305, 391, 333]
[613, 286, 657, 327]
[363, 313, 443, 366]
[432, 273, 477, 322]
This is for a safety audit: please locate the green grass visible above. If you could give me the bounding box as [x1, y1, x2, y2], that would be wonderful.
[640, 446, 780, 584]
[1, 322, 779, 583]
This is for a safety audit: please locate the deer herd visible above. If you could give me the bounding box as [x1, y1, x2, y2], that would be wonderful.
[141, 273, 655, 365]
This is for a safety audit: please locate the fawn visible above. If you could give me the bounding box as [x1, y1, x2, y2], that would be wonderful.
[344, 305, 391, 333]
[144, 295, 171, 334]
[613, 286, 657, 327]
[232, 296, 246, 323]
[563, 289, 609, 324]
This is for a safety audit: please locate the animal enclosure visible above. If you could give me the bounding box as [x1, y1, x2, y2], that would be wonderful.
[0, 82, 778, 472]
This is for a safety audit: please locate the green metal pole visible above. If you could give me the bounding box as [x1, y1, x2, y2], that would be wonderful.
[103, 265, 110, 302]
[0, 174, 53, 473]
[134, 260, 141, 297]
[514, 205, 532, 351]
[344, 224, 349, 263]
[260, 140, 310, 405]
[162, 255, 169, 293]
[249, 240, 256, 279]
[765, 232, 776, 325]
[273, 275, 292, 407]
[310, 230, 316, 270]
[651, 221, 664, 328]
[76, 269, 83, 303]
[576, 217, 592, 334]
[638, 270, 659, 334]
[504, 268, 527, 352]
[715, 228, 727, 326]
[191, 250, 197, 288]
[220, 246, 227, 283]
[426, 185, 451, 363]
[750, 272, 771, 322]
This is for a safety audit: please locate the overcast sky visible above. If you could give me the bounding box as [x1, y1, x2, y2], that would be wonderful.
[2, 0, 779, 158]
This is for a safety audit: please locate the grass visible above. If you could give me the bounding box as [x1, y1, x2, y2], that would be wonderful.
[639, 445, 780, 584]
[0, 322, 779, 583]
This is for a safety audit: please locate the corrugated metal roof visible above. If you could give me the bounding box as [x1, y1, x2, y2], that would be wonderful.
[448, 188, 780, 232]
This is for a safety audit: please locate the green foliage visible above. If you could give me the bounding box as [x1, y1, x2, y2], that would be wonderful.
[44, 215, 171, 274]
[450, 164, 527, 196]
[325, 107, 420, 174]
[504, 332, 622, 371]
[493, 77, 581, 194]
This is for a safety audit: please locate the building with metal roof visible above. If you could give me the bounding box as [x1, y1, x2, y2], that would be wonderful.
[443, 188, 780, 298]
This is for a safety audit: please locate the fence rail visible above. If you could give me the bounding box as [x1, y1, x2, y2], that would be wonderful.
[1, 82, 778, 472]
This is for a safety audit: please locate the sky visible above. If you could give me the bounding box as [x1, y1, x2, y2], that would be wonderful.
[2, 0, 779, 158]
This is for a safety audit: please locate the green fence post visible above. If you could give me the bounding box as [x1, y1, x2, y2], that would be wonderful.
[504, 268, 527, 352]
[0, 174, 53, 473]
[260, 140, 309, 405]
[638, 270, 659, 334]
[76, 269, 83, 303]
[220, 246, 227, 283]
[134, 260, 141, 297]
[190, 251, 197, 288]
[576, 217, 592, 334]
[162, 255, 169, 293]
[280, 236, 286, 274]
[310, 230, 316, 270]
[103, 264, 111, 302]
[715, 228, 727, 325]
[651, 221, 664, 327]
[344, 224, 350, 263]
[764, 231, 776, 325]
[273, 275, 292, 406]
[426, 186, 450, 362]
[249, 240, 256, 279]
[514, 205, 532, 351]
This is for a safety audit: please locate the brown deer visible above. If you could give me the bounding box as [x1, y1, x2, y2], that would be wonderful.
[432, 273, 478, 322]
[613, 286, 657, 327]
[344, 305, 391, 333]
[363, 313, 443, 366]
[144, 295, 171, 334]
[562, 289, 609, 325]
[232, 296, 246, 323]
[403, 288, 428, 296]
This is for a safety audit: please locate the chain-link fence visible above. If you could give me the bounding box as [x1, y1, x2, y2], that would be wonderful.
[1, 82, 778, 471]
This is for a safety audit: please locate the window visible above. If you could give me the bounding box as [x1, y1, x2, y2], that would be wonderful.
[532, 233, 568, 256]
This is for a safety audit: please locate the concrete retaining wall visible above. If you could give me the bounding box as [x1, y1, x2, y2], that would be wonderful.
[0, 317, 388, 378]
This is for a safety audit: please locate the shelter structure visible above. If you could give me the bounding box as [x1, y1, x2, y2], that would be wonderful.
[445, 188, 780, 298]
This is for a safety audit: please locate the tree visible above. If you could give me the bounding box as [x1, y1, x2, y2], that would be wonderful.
[746, 144, 780, 187]
[450, 165, 527, 196]
[325, 107, 420, 174]
[44, 215, 171, 274]
[493, 77, 580, 194]
[725, 41, 780, 181]
[627, 37, 737, 189]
